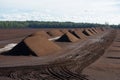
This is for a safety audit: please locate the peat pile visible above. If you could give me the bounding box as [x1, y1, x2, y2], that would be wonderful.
[2, 35, 61, 56]
[91, 28, 98, 34]
[88, 28, 96, 35]
[47, 30, 63, 37]
[69, 30, 87, 39]
[82, 29, 94, 36]
[60, 29, 68, 34]
[56, 32, 79, 42]
[30, 31, 50, 39]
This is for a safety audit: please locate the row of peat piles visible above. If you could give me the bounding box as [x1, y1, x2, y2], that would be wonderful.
[0, 27, 117, 80]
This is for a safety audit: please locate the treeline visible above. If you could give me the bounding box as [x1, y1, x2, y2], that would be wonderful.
[0, 21, 119, 29]
[110, 24, 120, 29]
[0, 21, 28, 28]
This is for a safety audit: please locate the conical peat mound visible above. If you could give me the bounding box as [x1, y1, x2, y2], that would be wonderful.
[3, 36, 61, 56]
[47, 30, 63, 37]
[82, 29, 94, 36]
[88, 28, 96, 35]
[74, 30, 87, 39]
[91, 28, 98, 33]
[56, 32, 79, 42]
[30, 31, 50, 39]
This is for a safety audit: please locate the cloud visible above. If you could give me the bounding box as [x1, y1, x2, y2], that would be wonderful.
[0, 0, 120, 24]
[0, 12, 62, 21]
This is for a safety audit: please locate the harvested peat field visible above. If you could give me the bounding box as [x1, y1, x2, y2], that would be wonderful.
[0, 28, 119, 80]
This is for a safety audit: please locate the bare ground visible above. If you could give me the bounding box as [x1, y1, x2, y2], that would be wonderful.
[82, 29, 120, 80]
[0, 28, 117, 80]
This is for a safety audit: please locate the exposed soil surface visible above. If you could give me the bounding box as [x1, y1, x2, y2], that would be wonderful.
[83, 30, 120, 80]
[0, 28, 117, 80]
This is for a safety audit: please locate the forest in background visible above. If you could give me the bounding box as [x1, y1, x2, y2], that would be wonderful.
[0, 21, 119, 29]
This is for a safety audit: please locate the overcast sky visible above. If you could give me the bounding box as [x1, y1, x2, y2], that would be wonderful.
[0, 0, 120, 24]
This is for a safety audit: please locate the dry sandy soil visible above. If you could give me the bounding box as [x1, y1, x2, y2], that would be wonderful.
[0, 28, 118, 80]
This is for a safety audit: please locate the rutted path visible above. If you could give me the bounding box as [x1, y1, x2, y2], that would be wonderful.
[83, 29, 120, 80]
[0, 29, 117, 80]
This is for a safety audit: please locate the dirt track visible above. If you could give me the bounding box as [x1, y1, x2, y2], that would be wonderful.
[83, 30, 120, 80]
[0, 29, 117, 80]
